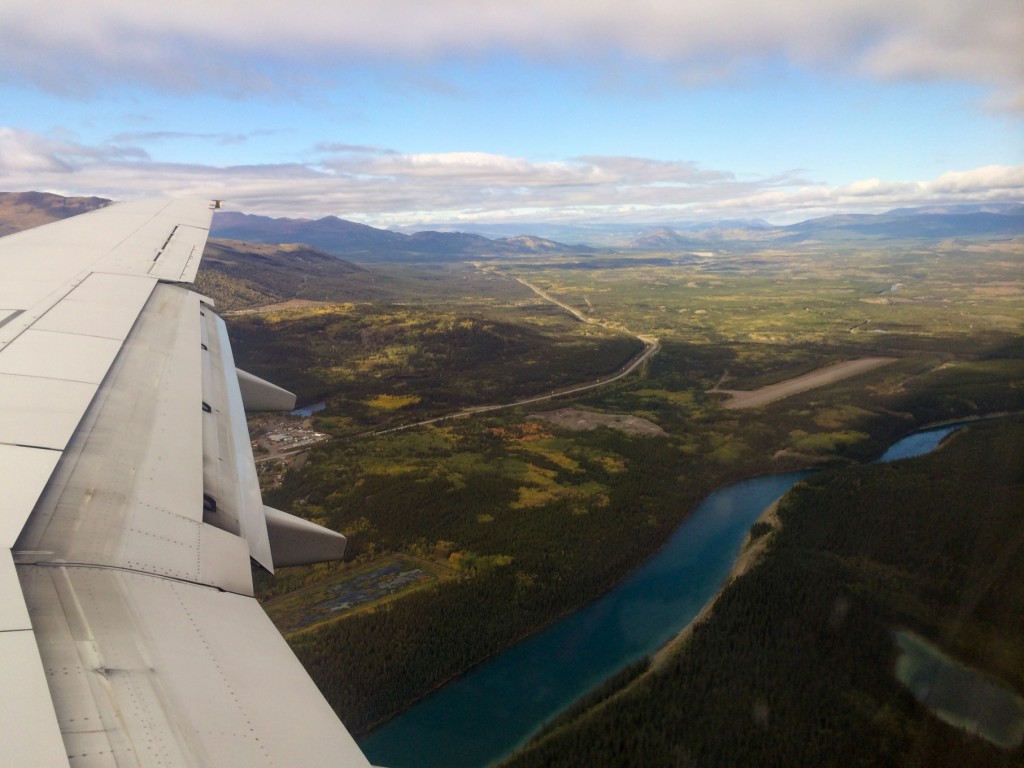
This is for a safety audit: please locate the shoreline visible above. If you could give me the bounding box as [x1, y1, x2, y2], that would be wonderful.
[651, 412, 1024, 673]
[513, 492, 796, 759]
[366, 413, 1019, 752]
[651, 414, 1011, 672]
[650, 495, 786, 671]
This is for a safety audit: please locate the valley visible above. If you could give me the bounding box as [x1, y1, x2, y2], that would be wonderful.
[3, 193, 1020, 766]
[190, 215, 1024, 767]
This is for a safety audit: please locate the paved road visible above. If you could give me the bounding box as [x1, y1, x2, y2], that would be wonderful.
[371, 337, 660, 436]
[512, 276, 590, 323]
[370, 273, 659, 436]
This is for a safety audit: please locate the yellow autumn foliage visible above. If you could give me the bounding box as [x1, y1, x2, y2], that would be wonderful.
[363, 393, 422, 410]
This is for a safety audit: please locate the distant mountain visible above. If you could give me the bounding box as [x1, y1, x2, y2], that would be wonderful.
[393, 221, 635, 247]
[211, 212, 593, 260]
[628, 227, 698, 250]
[405, 230, 495, 255]
[0, 191, 109, 236]
[780, 206, 1024, 241]
[3, 193, 1019, 255]
[615, 204, 1024, 249]
[400, 208, 1021, 248]
[212, 214, 409, 253]
[883, 203, 1023, 217]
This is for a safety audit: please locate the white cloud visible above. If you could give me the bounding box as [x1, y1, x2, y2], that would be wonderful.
[0, 127, 148, 174]
[704, 164, 1024, 220]
[837, 178, 920, 198]
[0, 128, 73, 173]
[3, 127, 1020, 226]
[930, 165, 1024, 194]
[2, 1, 1021, 106]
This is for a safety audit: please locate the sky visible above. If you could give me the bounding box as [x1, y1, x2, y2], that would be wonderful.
[1, 0, 1022, 228]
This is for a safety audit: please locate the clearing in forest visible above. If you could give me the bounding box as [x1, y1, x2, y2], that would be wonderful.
[712, 357, 896, 409]
[529, 407, 665, 436]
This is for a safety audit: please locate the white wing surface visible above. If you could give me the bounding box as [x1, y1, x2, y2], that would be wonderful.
[0, 199, 370, 767]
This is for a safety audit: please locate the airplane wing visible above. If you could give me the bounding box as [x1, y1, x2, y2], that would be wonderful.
[0, 198, 372, 767]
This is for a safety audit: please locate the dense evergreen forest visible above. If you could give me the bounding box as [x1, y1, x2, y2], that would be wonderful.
[276, 427, 709, 733]
[502, 419, 1024, 768]
[227, 302, 643, 424]
[261, 345, 1024, 739]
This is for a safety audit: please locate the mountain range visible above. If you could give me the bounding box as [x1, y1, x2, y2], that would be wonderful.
[0, 191, 110, 236]
[210, 212, 594, 260]
[211, 203, 1023, 257]
[0, 192, 1020, 258]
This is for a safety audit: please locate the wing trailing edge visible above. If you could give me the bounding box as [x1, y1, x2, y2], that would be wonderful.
[236, 367, 298, 411]
[201, 299, 344, 573]
[264, 505, 348, 567]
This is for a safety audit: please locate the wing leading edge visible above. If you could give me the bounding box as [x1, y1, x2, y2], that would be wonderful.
[0, 199, 369, 766]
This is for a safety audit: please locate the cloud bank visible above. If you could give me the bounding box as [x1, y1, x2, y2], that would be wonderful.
[2, 0, 1021, 107]
[3, 127, 1020, 225]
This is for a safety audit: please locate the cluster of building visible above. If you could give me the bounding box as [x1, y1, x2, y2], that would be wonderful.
[249, 415, 331, 489]
[251, 418, 329, 455]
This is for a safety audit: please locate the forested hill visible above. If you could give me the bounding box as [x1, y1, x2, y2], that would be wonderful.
[0, 191, 109, 235]
[195, 239, 377, 311]
[211, 211, 593, 260]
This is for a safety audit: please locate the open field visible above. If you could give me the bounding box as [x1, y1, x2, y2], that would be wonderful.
[528, 407, 665, 435]
[263, 554, 457, 634]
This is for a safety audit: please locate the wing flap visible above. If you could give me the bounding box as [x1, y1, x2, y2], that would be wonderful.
[264, 505, 348, 567]
[200, 309, 275, 572]
[0, 629, 71, 767]
[18, 565, 371, 767]
[15, 284, 247, 592]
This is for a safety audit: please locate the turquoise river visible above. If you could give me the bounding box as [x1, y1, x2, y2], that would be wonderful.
[360, 424, 965, 767]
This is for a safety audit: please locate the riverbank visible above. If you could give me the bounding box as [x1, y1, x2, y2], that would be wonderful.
[514, 415, 1000, 762]
[361, 471, 808, 768]
[503, 416, 1024, 768]
[650, 496, 785, 672]
[503, 482, 808, 763]
[517, 492, 793, 758]
[654, 414, 985, 672]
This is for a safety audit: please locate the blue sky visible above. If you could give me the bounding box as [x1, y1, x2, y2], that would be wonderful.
[1, 1, 1021, 227]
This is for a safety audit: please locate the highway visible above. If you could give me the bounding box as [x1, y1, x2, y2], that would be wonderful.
[369, 271, 659, 436]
